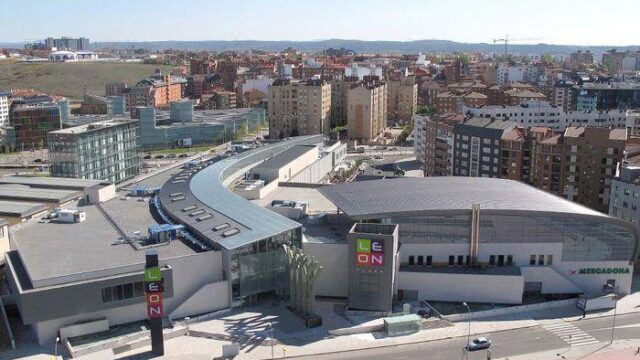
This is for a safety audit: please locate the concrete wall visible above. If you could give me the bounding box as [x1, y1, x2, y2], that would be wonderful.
[303, 241, 349, 297]
[86, 184, 116, 204]
[169, 280, 229, 320]
[24, 251, 225, 345]
[288, 153, 333, 184]
[553, 261, 634, 295]
[397, 271, 524, 304]
[250, 146, 319, 183]
[443, 298, 578, 322]
[59, 319, 109, 340]
[520, 266, 582, 294]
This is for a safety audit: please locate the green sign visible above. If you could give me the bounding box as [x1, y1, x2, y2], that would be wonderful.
[579, 267, 630, 275]
[145, 267, 162, 282]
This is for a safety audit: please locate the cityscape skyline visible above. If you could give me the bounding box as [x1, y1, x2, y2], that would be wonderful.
[1, 0, 640, 46]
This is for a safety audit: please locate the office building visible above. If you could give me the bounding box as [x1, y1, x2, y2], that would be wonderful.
[347, 79, 387, 142]
[10, 103, 61, 150]
[267, 79, 332, 138]
[48, 119, 142, 184]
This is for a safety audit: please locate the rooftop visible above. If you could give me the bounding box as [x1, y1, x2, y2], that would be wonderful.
[252, 145, 317, 171]
[50, 118, 138, 135]
[0, 185, 81, 203]
[0, 175, 109, 190]
[0, 200, 48, 218]
[11, 200, 195, 289]
[318, 177, 608, 220]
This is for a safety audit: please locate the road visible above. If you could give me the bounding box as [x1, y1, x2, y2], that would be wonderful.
[301, 313, 640, 360]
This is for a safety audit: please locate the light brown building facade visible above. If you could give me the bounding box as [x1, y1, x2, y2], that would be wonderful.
[387, 76, 418, 124]
[347, 80, 387, 143]
[267, 79, 331, 138]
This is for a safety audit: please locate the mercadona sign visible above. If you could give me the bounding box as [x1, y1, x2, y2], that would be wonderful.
[579, 267, 630, 275]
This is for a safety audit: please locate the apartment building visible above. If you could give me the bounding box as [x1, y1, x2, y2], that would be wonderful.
[610, 149, 640, 224]
[552, 80, 575, 112]
[105, 82, 127, 97]
[48, 119, 142, 184]
[347, 79, 387, 143]
[330, 76, 358, 128]
[387, 76, 418, 124]
[569, 50, 593, 65]
[122, 75, 184, 111]
[464, 100, 631, 131]
[452, 118, 517, 177]
[267, 79, 331, 138]
[562, 127, 626, 212]
[0, 91, 9, 126]
[202, 91, 237, 110]
[435, 91, 488, 113]
[415, 113, 465, 176]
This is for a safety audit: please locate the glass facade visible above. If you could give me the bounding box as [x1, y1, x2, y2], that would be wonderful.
[383, 215, 471, 244]
[383, 214, 637, 262]
[12, 106, 61, 150]
[229, 229, 301, 307]
[48, 120, 141, 184]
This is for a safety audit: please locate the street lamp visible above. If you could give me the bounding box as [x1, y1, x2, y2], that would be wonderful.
[463, 302, 471, 360]
[268, 322, 274, 360]
[54, 336, 60, 358]
[605, 284, 618, 345]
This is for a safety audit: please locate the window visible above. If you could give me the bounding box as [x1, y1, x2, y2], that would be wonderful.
[426, 256, 433, 266]
[506, 255, 514, 266]
[530, 255, 536, 265]
[489, 255, 496, 266]
[538, 255, 545, 265]
[408, 256, 415, 266]
[102, 281, 146, 303]
[449, 255, 455, 266]
[547, 255, 553, 266]
[417, 255, 424, 266]
[498, 255, 505, 267]
[457, 255, 464, 265]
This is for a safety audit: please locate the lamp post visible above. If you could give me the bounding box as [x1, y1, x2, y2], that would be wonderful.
[463, 302, 471, 360]
[606, 284, 618, 345]
[268, 322, 274, 360]
[54, 336, 60, 358]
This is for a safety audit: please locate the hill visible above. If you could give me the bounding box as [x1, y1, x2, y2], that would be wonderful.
[89, 39, 639, 55]
[0, 62, 174, 99]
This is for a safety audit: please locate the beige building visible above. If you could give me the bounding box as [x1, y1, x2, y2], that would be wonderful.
[267, 79, 331, 138]
[347, 80, 387, 143]
[387, 76, 418, 124]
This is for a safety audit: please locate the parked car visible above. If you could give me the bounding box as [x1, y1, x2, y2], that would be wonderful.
[178, 153, 189, 158]
[374, 155, 384, 160]
[34, 158, 42, 163]
[167, 154, 177, 159]
[143, 154, 152, 159]
[389, 147, 398, 151]
[374, 146, 387, 150]
[155, 154, 165, 159]
[467, 337, 492, 351]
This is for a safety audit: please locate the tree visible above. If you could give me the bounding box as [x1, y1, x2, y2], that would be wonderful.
[417, 105, 433, 115]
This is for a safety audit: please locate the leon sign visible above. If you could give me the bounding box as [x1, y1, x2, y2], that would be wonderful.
[356, 238, 384, 266]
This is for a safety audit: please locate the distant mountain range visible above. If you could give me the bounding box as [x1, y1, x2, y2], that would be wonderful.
[2, 39, 639, 55]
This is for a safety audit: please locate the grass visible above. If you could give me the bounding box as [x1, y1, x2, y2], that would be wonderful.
[0, 62, 174, 99]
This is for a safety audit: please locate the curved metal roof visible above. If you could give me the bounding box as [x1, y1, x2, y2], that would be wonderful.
[159, 135, 323, 250]
[318, 177, 609, 219]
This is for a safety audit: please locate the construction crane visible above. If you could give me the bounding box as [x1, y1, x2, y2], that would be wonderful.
[493, 34, 543, 56]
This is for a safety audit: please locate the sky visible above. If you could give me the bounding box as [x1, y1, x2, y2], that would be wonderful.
[1, 0, 639, 46]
